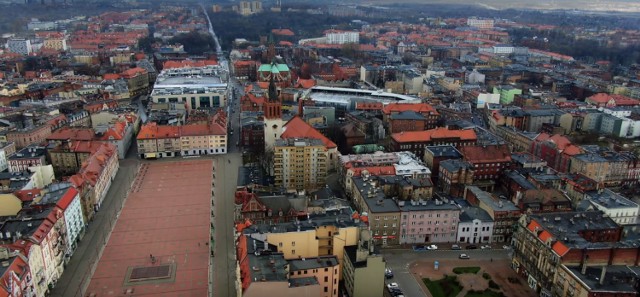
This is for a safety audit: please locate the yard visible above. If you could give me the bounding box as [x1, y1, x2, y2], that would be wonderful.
[423, 275, 463, 297]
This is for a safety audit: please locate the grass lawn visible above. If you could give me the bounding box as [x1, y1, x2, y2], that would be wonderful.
[423, 275, 463, 297]
[452, 266, 481, 274]
[465, 289, 505, 297]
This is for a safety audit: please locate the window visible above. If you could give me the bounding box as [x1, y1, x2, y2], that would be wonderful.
[292, 250, 296, 255]
[292, 241, 295, 246]
[324, 287, 328, 292]
[324, 276, 328, 282]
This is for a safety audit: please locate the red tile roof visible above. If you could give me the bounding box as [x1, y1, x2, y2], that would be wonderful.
[13, 189, 42, 203]
[272, 29, 295, 36]
[56, 186, 79, 210]
[121, 67, 147, 79]
[281, 116, 337, 148]
[47, 127, 95, 141]
[162, 60, 218, 69]
[460, 144, 511, 163]
[552, 241, 570, 257]
[349, 166, 396, 177]
[391, 128, 477, 143]
[586, 93, 640, 107]
[382, 103, 438, 115]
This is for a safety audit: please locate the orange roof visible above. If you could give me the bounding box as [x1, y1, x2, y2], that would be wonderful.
[527, 220, 541, 232]
[281, 116, 337, 148]
[552, 241, 570, 256]
[460, 144, 511, 163]
[272, 29, 295, 36]
[121, 67, 147, 78]
[391, 128, 477, 143]
[349, 166, 396, 177]
[383, 103, 437, 115]
[13, 189, 42, 202]
[103, 73, 121, 80]
[587, 93, 640, 106]
[48, 127, 95, 141]
[538, 230, 553, 242]
[296, 79, 316, 89]
[162, 60, 218, 69]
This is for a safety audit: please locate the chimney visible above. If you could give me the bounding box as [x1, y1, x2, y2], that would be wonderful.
[599, 266, 606, 285]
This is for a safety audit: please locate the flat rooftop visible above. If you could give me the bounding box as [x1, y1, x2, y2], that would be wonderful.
[86, 160, 213, 297]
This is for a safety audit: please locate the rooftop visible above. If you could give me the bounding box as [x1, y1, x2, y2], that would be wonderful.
[565, 265, 638, 293]
[351, 176, 400, 213]
[243, 208, 365, 235]
[425, 145, 462, 158]
[289, 256, 338, 271]
[459, 206, 493, 223]
[585, 189, 639, 210]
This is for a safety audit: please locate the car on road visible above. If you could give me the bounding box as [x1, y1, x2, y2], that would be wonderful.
[481, 245, 491, 249]
[389, 288, 403, 296]
[459, 253, 470, 259]
[451, 244, 461, 250]
[503, 245, 512, 249]
[466, 245, 478, 249]
[385, 268, 394, 279]
[387, 283, 399, 290]
[427, 244, 438, 250]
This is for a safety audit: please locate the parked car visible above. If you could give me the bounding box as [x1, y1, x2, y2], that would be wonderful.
[503, 245, 512, 249]
[451, 244, 461, 250]
[481, 245, 491, 249]
[459, 253, 470, 259]
[389, 288, 404, 296]
[427, 244, 438, 250]
[385, 268, 394, 279]
[466, 245, 478, 249]
[387, 283, 399, 289]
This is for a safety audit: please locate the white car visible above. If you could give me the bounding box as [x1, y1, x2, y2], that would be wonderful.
[387, 283, 399, 289]
[426, 244, 438, 250]
[481, 245, 491, 249]
[459, 253, 470, 259]
[503, 245, 512, 249]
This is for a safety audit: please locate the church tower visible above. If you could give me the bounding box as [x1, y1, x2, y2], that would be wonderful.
[263, 74, 285, 150]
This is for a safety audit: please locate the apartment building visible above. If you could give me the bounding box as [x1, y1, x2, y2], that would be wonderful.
[273, 138, 328, 192]
[464, 186, 521, 243]
[68, 143, 119, 221]
[390, 128, 477, 157]
[137, 112, 227, 159]
[398, 199, 460, 244]
[511, 212, 635, 297]
[457, 206, 494, 244]
[8, 145, 47, 173]
[342, 238, 385, 297]
[350, 176, 401, 246]
[7, 124, 53, 149]
[289, 256, 340, 297]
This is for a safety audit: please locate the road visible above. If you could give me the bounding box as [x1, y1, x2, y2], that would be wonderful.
[382, 248, 511, 297]
[50, 139, 140, 297]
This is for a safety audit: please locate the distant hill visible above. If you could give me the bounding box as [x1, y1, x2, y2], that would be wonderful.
[356, 0, 640, 13]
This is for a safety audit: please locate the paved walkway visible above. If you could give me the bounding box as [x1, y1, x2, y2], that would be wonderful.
[49, 159, 140, 297]
[211, 153, 242, 297]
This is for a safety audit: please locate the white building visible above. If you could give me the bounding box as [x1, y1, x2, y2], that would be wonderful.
[150, 65, 228, 110]
[584, 189, 639, 226]
[325, 30, 359, 45]
[465, 69, 486, 84]
[467, 18, 494, 29]
[457, 206, 494, 244]
[27, 19, 56, 31]
[476, 93, 501, 109]
[6, 38, 32, 55]
[492, 44, 515, 55]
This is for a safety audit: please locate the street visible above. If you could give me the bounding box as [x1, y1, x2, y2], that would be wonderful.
[382, 248, 511, 297]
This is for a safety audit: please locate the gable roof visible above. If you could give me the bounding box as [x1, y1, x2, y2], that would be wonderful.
[281, 116, 336, 148]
